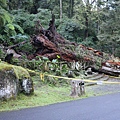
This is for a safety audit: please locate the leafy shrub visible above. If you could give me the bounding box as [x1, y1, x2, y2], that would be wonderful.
[57, 18, 83, 43]
[80, 37, 97, 48]
[0, 49, 5, 60]
[11, 9, 52, 35]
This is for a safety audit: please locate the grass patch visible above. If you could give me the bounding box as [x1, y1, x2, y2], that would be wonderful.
[0, 75, 89, 112]
[1, 75, 119, 112]
[0, 85, 78, 112]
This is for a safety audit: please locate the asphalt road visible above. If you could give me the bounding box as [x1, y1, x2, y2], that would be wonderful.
[0, 93, 120, 120]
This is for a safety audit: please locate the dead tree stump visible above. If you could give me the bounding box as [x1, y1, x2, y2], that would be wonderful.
[70, 80, 85, 97]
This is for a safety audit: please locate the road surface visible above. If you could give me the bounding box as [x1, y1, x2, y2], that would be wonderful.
[0, 93, 120, 120]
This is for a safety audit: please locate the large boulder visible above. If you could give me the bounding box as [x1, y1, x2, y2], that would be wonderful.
[0, 69, 18, 99]
[0, 62, 34, 100]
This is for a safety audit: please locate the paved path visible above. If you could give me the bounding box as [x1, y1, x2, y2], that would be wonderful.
[0, 93, 120, 120]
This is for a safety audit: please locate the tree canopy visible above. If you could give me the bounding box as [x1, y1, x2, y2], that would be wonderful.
[0, 0, 120, 57]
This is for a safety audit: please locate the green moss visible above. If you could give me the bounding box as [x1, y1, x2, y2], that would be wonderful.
[0, 61, 30, 79]
[12, 66, 30, 79]
[0, 62, 13, 71]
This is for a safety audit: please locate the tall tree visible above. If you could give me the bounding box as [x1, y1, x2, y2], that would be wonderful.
[97, 0, 120, 56]
[74, 0, 98, 39]
[69, 0, 74, 18]
[7, 0, 33, 12]
[60, 0, 62, 21]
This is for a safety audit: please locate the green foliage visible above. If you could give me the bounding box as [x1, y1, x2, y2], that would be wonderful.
[8, 24, 14, 29]
[13, 24, 24, 34]
[12, 9, 34, 35]
[36, 8, 52, 28]
[0, 49, 4, 60]
[115, 47, 120, 57]
[0, 8, 12, 26]
[0, 0, 120, 59]
[0, 0, 6, 5]
[12, 9, 51, 35]
[10, 34, 28, 43]
[10, 34, 34, 54]
[80, 37, 96, 48]
[57, 18, 83, 42]
[7, 0, 34, 11]
[97, 0, 120, 56]
[0, 2, 25, 46]
[0, 0, 12, 27]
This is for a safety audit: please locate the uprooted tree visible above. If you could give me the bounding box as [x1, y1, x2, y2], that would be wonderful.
[4, 14, 120, 77]
[31, 14, 106, 63]
[29, 14, 120, 76]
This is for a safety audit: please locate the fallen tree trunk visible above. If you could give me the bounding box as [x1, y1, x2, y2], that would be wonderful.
[86, 66, 120, 77]
[100, 69, 120, 77]
[102, 66, 120, 74]
[30, 14, 120, 77]
[5, 41, 28, 49]
[31, 32, 78, 62]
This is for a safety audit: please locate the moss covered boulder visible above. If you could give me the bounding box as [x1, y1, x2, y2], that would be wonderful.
[0, 62, 34, 100]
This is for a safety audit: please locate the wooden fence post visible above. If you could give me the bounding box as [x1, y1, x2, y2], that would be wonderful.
[70, 80, 85, 97]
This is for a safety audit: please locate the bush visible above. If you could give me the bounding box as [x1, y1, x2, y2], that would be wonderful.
[57, 18, 83, 42]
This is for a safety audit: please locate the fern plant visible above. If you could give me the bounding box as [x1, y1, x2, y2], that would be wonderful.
[0, 6, 25, 45]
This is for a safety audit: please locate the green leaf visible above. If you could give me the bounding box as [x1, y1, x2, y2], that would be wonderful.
[4, 12, 12, 23]
[13, 24, 24, 33]
[57, 55, 60, 59]
[0, 9, 12, 26]
[0, 16, 5, 26]
[6, 24, 15, 30]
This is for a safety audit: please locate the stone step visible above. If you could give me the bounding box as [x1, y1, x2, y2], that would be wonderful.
[85, 75, 109, 86]
[97, 75, 109, 81]
[85, 82, 96, 86]
[84, 72, 99, 79]
[85, 74, 104, 80]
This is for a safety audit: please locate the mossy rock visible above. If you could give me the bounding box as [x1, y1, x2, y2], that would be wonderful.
[0, 69, 18, 100]
[0, 62, 30, 79]
[0, 61, 34, 100]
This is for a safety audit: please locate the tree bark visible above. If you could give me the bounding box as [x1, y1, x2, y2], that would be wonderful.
[87, 66, 120, 77]
[60, 0, 62, 21]
[84, 16, 89, 39]
[30, 14, 120, 77]
[69, 0, 74, 18]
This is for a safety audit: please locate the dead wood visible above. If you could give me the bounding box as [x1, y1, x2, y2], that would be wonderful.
[5, 41, 28, 49]
[31, 14, 103, 63]
[99, 69, 120, 77]
[30, 14, 120, 76]
[86, 66, 120, 77]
